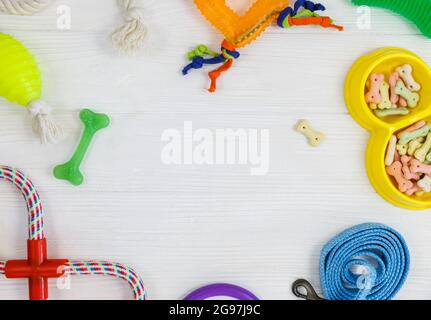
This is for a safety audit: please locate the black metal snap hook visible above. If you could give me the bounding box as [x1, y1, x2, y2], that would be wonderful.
[292, 279, 325, 300]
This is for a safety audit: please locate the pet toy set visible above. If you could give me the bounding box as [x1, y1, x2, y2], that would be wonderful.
[0, 0, 430, 300]
[0, 166, 411, 301]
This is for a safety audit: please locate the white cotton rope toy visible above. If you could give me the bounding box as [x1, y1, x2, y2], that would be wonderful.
[0, 0, 51, 15]
[28, 100, 63, 144]
[111, 0, 148, 54]
[0, 0, 148, 53]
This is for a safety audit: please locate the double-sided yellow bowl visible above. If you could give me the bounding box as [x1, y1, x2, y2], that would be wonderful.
[345, 47, 431, 210]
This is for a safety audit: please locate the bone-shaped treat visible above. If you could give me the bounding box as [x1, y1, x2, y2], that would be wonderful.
[365, 73, 384, 104]
[399, 97, 408, 107]
[396, 64, 421, 92]
[377, 81, 393, 109]
[385, 135, 397, 166]
[401, 155, 420, 181]
[396, 143, 407, 156]
[410, 159, 431, 175]
[375, 108, 409, 118]
[418, 175, 431, 193]
[388, 72, 408, 107]
[395, 80, 420, 108]
[389, 72, 400, 104]
[54, 109, 110, 186]
[399, 124, 431, 145]
[408, 137, 424, 156]
[295, 120, 325, 147]
[394, 149, 400, 162]
[389, 72, 400, 103]
[386, 161, 414, 192]
[405, 183, 422, 196]
[397, 120, 426, 138]
[415, 132, 431, 162]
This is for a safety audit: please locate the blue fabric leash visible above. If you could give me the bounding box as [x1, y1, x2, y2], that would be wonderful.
[293, 223, 410, 300]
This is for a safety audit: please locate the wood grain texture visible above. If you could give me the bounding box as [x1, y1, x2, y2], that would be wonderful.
[0, 0, 431, 300]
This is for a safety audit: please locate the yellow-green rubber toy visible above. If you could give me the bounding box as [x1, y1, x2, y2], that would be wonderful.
[0, 33, 61, 143]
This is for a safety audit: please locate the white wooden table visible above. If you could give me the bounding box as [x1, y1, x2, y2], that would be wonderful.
[0, 0, 431, 300]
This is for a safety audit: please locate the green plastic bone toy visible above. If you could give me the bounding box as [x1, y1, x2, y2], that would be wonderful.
[54, 109, 110, 186]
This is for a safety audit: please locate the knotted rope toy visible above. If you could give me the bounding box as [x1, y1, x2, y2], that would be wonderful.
[184, 283, 259, 300]
[0, 33, 62, 144]
[183, 0, 343, 92]
[0, 0, 148, 54]
[111, 0, 148, 54]
[0, 165, 146, 300]
[0, 0, 50, 15]
[292, 223, 410, 300]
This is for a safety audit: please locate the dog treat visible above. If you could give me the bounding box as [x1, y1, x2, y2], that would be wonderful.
[397, 64, 421, 92]
[405, 183, 421, 196]
[389, 72, 400, 104]
[410, 159, 431, 175]
[401, 156, 420, 181]
[396, 143, 408, 156]
[388, 73, 408, 107]
[418, 175, 431, 193]
[378, 81, 393, 109]
[385, 135, 397, 166]
[399, 124, 431, 145]
[375, 108, 409, 118]
[295, 120, 325, 147]
[395, 80, 420, 108]
[365, 73, 384, 104]
[366, 64, 421, 118]
[397, 120, 426, 138]
[414, 132, 431, 162]
[54, 109, 110, 186]
[386, 123, 431, 196]
[386, 161, 414, 193]
[408, 137, 424, 156]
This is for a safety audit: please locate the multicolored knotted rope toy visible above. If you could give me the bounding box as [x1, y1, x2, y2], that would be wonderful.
[0, 165, 146, 300]
[183, 0, 343, 92]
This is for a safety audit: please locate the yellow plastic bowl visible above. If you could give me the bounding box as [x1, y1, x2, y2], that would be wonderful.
[345, 47, 431, 210]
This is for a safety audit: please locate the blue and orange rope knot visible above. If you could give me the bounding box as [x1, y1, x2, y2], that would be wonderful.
[182, 1, 343, 93]
[277, 0, 344, 31]
[182, 40, 240, 93]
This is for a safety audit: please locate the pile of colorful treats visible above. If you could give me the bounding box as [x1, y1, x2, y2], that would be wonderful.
[385, 121, 431, 197]
[365, 64, 421, 118]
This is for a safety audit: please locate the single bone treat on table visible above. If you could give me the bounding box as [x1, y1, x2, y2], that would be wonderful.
[295, 120, 325, 147]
